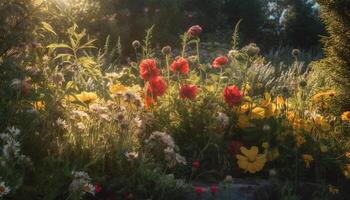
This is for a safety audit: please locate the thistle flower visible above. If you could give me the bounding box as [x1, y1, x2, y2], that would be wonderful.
[243, 43, 260, 57]
[161, 46, 172, 55]
[292, 49, 300, 57]
[132, 40, 141, 49]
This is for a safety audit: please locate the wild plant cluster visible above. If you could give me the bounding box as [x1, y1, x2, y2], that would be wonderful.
[0, 19, 350, 200]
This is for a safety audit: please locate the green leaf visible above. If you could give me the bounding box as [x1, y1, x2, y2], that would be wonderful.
[42, 22, 57, 36]
[47, 43, 71, 49]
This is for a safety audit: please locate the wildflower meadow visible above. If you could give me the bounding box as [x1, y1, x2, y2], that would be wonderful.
[1, 0, 350, 199]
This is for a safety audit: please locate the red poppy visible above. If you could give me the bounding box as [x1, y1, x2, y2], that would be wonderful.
[94, 184, 102, 193]
[144, 95, 155, 108]
[192, 160, 200, 169]
[194, 186, 205, 195]
[187, 25, 203, 37]
[229, 140, 243, 155]
[180, 84, 199, 99]
[139, 59, 160, 80]
[212, 56, 228, 68]
[146, 76, 167, 97]
[210, 185, 219, 194]
[171, 57, 190, 74]
[223, 85, 242, 107]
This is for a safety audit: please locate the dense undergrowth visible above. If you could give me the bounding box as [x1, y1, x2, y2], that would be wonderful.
[0, 19, 350, 200]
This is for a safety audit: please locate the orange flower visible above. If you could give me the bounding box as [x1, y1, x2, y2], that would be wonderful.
[171, 57, 190, 74]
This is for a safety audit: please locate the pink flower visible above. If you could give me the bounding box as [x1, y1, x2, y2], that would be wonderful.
[210, 185, 219, 195]
[194, 186, 205, 196]
[187, 25, 203, 37]
[192, 160, 200, 169]
[94, 184, 102, 193]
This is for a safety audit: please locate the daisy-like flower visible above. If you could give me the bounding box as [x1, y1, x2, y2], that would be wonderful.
[74, 92, 98, 104]
[236, 146, 267, 174]
[341, 111, 350, 121]
[0, 181, 11, 197]
[83, 183, 96, 195]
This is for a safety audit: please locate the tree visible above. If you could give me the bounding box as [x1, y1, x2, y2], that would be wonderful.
[312, 0, 350, 110]
[284, 0, 324, 49]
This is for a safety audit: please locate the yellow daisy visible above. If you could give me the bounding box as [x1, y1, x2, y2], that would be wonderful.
[341, 111, 350, 121]
[236, 146, 267, 174]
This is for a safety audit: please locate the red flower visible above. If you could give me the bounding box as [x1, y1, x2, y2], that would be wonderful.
[144, 95, 155, 108]
[94, 184, 102, 193]
[210, 185, 219, 195]
[194, 186, 205, 196]
[180, 84, 199, 99]
[192, 160, 200, 169]
[139, 59, 160, 80]
[223, 85, 242, 107]
[146, 76, 167, 97]
[171, 57, 190, 74]
[187, 25, 203, 37]
[230, 140, 243, 155]
[212, 56, 228, 68]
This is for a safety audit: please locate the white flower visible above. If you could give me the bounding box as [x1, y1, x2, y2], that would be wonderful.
[216, 112, 229, 128]
[72, 171, 90, 181]
[77, 122, 86, 130]
[82, 183, 95, 195]
[0, 181, 11, 197]
[99, 114, 111, 122]
[56, 118, 68, 129]
[89, 104, 107, 112]
[7, 127, 20, 137]
[71, 110, 90, 119]
[125, 151, 139, 160]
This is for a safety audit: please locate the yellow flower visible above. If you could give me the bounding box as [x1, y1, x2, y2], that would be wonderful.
[302, 154, 313, 168]
[75, 92, 98, 104]
[328, 185, 339, 195]
[312, 90, 336, 102]
[262, 142, 269, 149]
[109, 84, 127, 94]
[313, 116, 331, 132]
[265, 103, 277, 118]
[260, 93, 271, 107]
[238, 114, 251, 128]
[238, 102, 251, 114]
[276, 96, 285, 109]
[345, 152, 350, 159]
[33, 101, 45, 110]
[236, 146, 267, 174]
[251, 107, 265, 120]
[341, 111, 350, 121]
[287, 111, 297, 122]
[344, 164, 350, 179]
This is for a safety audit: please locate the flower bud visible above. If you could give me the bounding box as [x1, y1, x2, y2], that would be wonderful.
[292, 49, 300, 57]
[161, 46, 172, 55]
[132, 40, 141, 49]
[243, 43, 260, 57]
